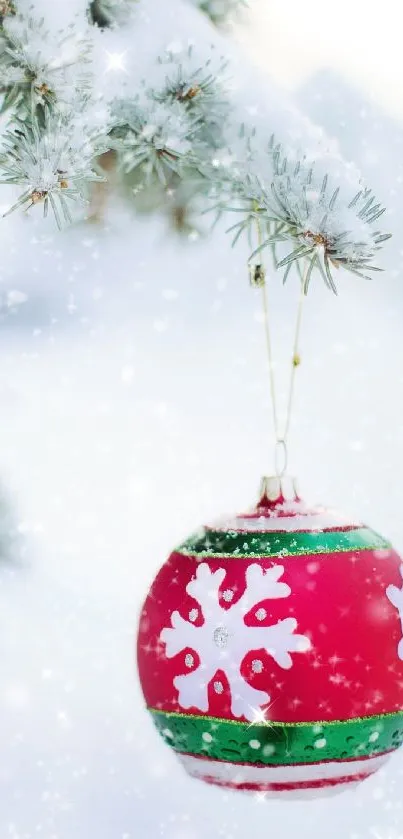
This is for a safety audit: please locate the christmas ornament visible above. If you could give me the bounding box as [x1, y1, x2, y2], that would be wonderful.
[137, 207, 398, 796]
[137, 475, 403, 795]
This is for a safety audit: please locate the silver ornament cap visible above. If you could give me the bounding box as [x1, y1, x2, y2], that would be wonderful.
[259, 475, 300, 505]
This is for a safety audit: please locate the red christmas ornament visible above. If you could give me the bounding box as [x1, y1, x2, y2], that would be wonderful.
[137, 476, 403, 796]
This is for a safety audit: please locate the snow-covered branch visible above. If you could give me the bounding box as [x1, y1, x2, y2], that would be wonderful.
[216, 137, 392, 293]
[0, 108, 106, 227]
[0, 0, 393, 291]
[0, 12, 93, 115]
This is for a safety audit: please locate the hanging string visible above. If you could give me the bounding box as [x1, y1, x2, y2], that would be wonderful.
[255, 211, 280, 441]
[283, 276, 305, 443]
[250, 211, 307, 476]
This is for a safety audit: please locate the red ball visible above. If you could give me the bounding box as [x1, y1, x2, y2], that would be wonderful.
[137, 477, 403, 796]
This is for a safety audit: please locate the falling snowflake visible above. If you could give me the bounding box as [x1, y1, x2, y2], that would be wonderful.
[386, 565, 403, 660]
[160, 563, 311, 721]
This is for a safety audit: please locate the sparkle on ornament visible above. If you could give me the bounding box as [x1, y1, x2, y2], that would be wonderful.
[213, 680, 224, 694]
[162, 728, 174, 739]
[369, 731, 380, 742]
[328, 654, 343, 666]
[213, 625, 229, 648]
[252, 659, 263, 674]
[185, 653, 194, 669]
[249, 739, 261, 750]
[105, 51, 127, 73]
[318, 700, 332, 714]
[222, 589, 234, 602]
[250, 707, 268, 724]
[255, 608, 267, 621]
[202, 731, 213, 743]
[263, 743, 276, 757]
[189, 609, 198, 622]
[307, 562, 320, 574]
[329, 673, 345, 686]
[314, 737, 327, 749]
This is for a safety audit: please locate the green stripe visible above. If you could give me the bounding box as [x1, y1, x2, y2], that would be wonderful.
[176, 527, 390, 559]
[149, 708, 403, 766]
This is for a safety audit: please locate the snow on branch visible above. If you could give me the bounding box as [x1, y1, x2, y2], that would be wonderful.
[109, 97, 198, 185]
[0, 0, 393, 285]
[0, 12, 93, 116]
[217, 136, 392, 293]
[154, 46, 231, 149]
[0, 107, 106, 227]
[106, 44, 231, 207]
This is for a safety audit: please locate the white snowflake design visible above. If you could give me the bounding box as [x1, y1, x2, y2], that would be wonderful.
[160, 563, 311, 721]
[386, 565, 403, 660]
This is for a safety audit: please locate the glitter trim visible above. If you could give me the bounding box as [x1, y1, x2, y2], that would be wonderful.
[149, 706, 403, 727]
[175, 526, 390, 559]
[148, 707, 403, 766]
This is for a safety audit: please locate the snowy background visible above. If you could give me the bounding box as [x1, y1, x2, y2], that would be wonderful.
[2, 2, 403, 838]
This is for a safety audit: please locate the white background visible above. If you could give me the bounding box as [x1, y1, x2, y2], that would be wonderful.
[237, 0, 403, 121]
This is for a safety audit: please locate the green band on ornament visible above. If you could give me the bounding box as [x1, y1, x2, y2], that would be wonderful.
[176, 527, 390, 559]
[149, 708, 403, 766]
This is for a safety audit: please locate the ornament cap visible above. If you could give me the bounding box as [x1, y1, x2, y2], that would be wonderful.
[258, 475, 300, 507]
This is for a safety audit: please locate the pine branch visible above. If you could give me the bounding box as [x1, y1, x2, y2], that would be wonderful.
[108, 45, 233, 211]
[88, 0, 137, 28]
[154, 46, 231, 150]
[0, 108, 107, 228]
[0, 0, 393, 286]
[0, 13, 93, 119]
[216, 139, 392, 293]
[109, 98, 197, 185]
